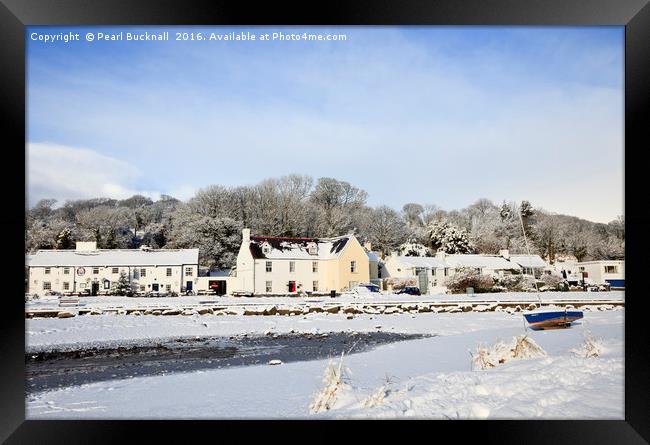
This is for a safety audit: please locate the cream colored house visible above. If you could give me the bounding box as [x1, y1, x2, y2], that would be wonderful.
[27, 241, 199, 295]
[234, 228, 370, 295]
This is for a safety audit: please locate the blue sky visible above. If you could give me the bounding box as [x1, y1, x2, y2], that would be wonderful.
[26, 26, 623, 223]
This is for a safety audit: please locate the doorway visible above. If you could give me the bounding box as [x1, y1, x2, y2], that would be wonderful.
[209, 280, 227, 296]
[288, 281, 296, 293]
[91, 282, 99, 296]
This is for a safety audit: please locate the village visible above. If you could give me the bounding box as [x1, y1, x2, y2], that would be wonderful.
[26, 228, 624, 301]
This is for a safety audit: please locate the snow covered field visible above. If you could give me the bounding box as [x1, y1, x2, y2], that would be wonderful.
[26, 304, 624, 419]
[26, 291, 625, 312]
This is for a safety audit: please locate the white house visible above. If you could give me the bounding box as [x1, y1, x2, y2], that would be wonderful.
[575, 260, 625, 289]
[26, 241, 199, 296]
[439, 252, 521, 276]
[234, 228, 370, 295]
[382, 254, 448, 294]
[508, 254, 548, 278]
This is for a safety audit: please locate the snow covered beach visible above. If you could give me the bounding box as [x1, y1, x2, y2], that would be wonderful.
[25, 292, 624, 419]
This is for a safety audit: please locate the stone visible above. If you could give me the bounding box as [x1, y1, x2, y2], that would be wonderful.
[268, 359, 283, 365]
[57, 311, 75, 318]
[162, 309, 182, 315]
[198, 308, 214, 315]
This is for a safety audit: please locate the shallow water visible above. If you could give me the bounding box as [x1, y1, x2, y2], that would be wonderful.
[26, 332, 427, 394]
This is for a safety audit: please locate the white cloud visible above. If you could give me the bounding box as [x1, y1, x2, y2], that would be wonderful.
[27, 143, 161, 206]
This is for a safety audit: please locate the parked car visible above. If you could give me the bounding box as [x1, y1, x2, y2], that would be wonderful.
[397, 286, 421, 296]
[353, 283, 381, 295]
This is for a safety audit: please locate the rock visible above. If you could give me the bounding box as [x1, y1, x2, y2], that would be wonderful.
[276, 307, 292, 316]
[342, 306, 361, 314]
[263, 306, 278, 316]
[264, 329, 274, 336]
[89, 309, 103, 315]
[374, 325, 382, 329]
[383, 307, 401, 315]
[325, 306, 340, 314]
[117, 309, 127, 315]
[527, 303, 538, 311]
[182, 310, 195, 316]
[162, 309, 182, 315]
[268, 359, 283, 365]
[57, 311, 75, 318]
[346, 315, 354, 320]
[198, 308, 214, 315]
[462, 305, 473, 312]
[151, 310, 162, 316]
[308, 307, 324, 313]
[448, 307, 462, 313]
[418, 305, 432, 313]
[131, 311, 142, 316]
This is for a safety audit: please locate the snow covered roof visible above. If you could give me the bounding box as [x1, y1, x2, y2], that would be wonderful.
[393, 256, 447, 269]
[444, 254, 520, 270]
[27, 248, 199, 267]
[249, 235, 353, 260]
[366, 251, 380, 262]
[509, 255, 547, 268]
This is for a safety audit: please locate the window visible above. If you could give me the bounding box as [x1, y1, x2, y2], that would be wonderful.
[266, 281, 272, 292]
[140, 268, 147, 277]
[308, 245, 317, 255]
[112, 267, 119, 274]
[263, 245, 271, 254]
[313, 281, 319, 292]
[44, 267, 51, 275]
[312, 261, 318, 273]
[351, 261, 357, 273]
[140, 285, 145, 291]
[289, 261, 295, 273]
[104, 281, 110, 290]
[266, 261, 272, 272]
[63, 282, 69, 290]
[93, 267, 99, 274]
[432, 269, 436, 276]
[185, 267, 193, 276]
[605, 265, 618, 274]
[166, 284, 171, 292]
[79, 283, 86, 289]
[43, 282, 51, 290]
[444, 268, 449, 277]
[166, 268, 172, 277]
[579, 267, 585, 272]
[63, 267, 70, 275]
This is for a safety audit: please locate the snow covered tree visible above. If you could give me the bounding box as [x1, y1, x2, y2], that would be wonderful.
[310, 177, 367, 237]
[361, 206, 408, 257]
[426, 220, 473, 254]
[111, 271, 133, 296]
[55, 227, 74, 249]
[397, 239, 431, 257]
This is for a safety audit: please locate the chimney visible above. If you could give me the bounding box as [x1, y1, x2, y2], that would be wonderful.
[364, 241, 372, 251]
[499, 249, 510, 259]
[76, 241, 97, 251]
[242, 228, 251, 244]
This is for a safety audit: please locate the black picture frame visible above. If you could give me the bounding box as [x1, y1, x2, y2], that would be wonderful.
[1, 0, 648, 443]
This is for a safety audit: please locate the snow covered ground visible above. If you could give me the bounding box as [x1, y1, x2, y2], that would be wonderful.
[26, 305, 624, 419]
[27, 291, 624, 311]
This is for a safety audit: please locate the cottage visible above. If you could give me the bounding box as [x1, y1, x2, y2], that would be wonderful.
[439, 252, 521, 276]
[575, 260, 625, 289]
[234, 228, 370, 295]
[382, 254, 448, 294]
[26, 241, 199, 295]
[507, 253, 548, 278]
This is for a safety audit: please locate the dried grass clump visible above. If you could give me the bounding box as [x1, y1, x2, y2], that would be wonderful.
[471, 335, 547, 370]
[309, 352, 349, 414]
[572, 331, 603, 358]
[361, 375, 396, 409]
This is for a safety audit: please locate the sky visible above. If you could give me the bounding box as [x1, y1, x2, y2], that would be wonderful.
[26, 26, 624, 223]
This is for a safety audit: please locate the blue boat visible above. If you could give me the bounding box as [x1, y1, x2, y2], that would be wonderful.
[523, 309, 584, 330]
[516, 203, 584, 330]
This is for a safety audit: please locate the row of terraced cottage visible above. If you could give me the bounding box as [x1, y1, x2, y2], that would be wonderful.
[26, 228, 625, 296]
